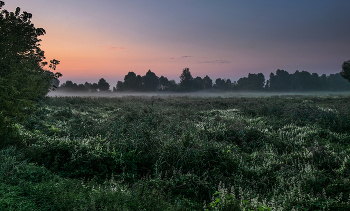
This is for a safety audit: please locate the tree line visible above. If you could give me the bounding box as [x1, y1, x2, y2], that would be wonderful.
[58, 67, 350, 92]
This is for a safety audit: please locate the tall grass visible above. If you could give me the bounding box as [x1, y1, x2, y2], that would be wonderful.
[1, 94, 350, 210]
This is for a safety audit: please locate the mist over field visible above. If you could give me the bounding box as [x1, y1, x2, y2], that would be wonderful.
[47, 90, 350, 98]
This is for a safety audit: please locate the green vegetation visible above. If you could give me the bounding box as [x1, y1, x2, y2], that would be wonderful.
[0, 1, 61, 147]
[2, 95, 350, 210]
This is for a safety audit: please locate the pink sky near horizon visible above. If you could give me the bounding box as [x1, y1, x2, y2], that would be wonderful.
[4, 0, 350, 87]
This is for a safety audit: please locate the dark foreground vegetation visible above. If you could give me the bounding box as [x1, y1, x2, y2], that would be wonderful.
[2, 95, 350, 210]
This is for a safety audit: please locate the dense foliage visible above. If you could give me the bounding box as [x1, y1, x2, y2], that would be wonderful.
[340, 60, 350, 83]
[2, 94, 350, 210]
[0, 1, 61, 145]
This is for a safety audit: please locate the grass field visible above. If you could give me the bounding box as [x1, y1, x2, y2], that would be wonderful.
[1, 93, 350, 210]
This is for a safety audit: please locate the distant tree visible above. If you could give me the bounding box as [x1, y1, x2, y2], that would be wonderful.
[193, 76, 203, 91]
[98, 78, 110, 91]
[225, 79, 232, 90]
[248, 73, 265, 90]
[290, 70, 311, 91]
[319, 74, 328, 90]
[77, 84, 88, 92]
[168, 80, 178, 91]
[264, 80, 270, 90]
[179, 68, 193, 91]
[136, 75, 142, 90]
[124, 72, 141, 91]
[0, 1, 61, 145]
[142, 70, 159, 91]
[232, 81, 238, 90]
[236, 77, 249, 90]
[340, 60, 350, 83]
[203, 75, 212, 89]
[84, 82, 91, 91]
[269, 69, 290, 91]
[327, 73, 350, 91]
[158, 76, 170, 90]
[115, 81, 124, 91]
[90, 83, 99, 92]
[310, 73, 321, 91]
[214, 78, 225, 90]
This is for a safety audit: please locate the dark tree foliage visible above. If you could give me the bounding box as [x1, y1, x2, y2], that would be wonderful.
[179, 68, 193, 91]
[214, 78, 225, 90]
[115, 81, 124, 91]
[123, 72, 142, 91]
[268, 69, 350, 92]
[77, 84, 88, 92]
[203, 75, 212, 89]
[90, 83, 99, 92]
[327, 73, 350, 91]
[269, 69, 290, 91]
[84, 82, 91, 90]
[0, 1, 61, 145]
[225, 79, 232, 90]
[158, 76, 170, 90]
[98, 78, 110, 91]
[193, 76, 203, 91]
[237, 73, 265, 90]
[168, 80, 178, 91]
[59, 81, 89, 92]
[142, 69, 158, 91]
[340, 60, 350, 83]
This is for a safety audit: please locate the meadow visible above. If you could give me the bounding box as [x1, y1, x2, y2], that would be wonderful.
[1, 93, 350, 210]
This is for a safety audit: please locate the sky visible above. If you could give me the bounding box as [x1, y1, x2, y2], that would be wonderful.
[4, 0, 350, 86]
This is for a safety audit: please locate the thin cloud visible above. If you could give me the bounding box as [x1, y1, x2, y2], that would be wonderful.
[199, 60, 230, 64]
[99, 46, 125, 50]
[170, 56, 193, 60]
[109, 46, 125, 50]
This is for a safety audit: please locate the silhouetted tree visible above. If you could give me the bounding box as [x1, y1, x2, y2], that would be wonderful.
[98, 78, 110, 91]
[327, 73, 350, 91]
[0, 1, 61, 144]
[214, 78, 225, 90]
[232, 81, 238, 90]
[77, 84, 88, 92]
[269, 69, 290, 91]
[84, 82, 91, 91]
[168, 80, 178, 91]
[203, 75, 212, 89]
[158, 76, 170, 90]
[115, 81, 124, 91]
[264, 80, 270, 90]
[236, 77, 249, 90]
[248, 73, 265, 90]
[179, 68, 193, 91]
[124, 72, 138, 91]
[319, 74, 328, 90]
[142, 70, 159, 91]
[225, 79, 232, 90]
[90, 83, 99, 92]
[290, 70, 311, 91]
[340, 60, 350, 83]
[310, 73, 321, 91]
[236, 73, 264, 90]
[193, 76, 203, 91]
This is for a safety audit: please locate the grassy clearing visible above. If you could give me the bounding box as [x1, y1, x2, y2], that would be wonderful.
[1, 94, 350, 210]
